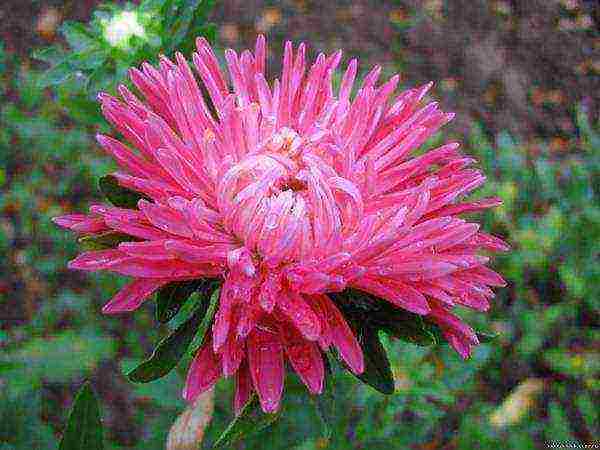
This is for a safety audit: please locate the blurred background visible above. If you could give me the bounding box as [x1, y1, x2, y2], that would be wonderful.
[0, 1, 598, 449]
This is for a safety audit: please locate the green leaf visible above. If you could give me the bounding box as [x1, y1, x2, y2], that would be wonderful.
[62, 93, 103, 125]
[85, 64, 112, 95]
[140, 0, 169, 12]
[37, 60, 72, 88]
[61, 22, 98, 52]
[32, 46, 64, 65]
[59, 382, 103, 450]
[155, 279, 213, 323]
[128, 285, 218, 383]
[168, 5, 196, 51]
[476, 331, 499, 343]
[213, 395, 281, 448]
[99, 174, 148, 209]
[78, 232, 135, 251]
[379, 315, 440, 346]
[330, 289, 442, 346]
[189, 287, 221, 354]
[73, 48, 108, 71]
[311, 363, 335, 440]
[353, 327, 395, 395]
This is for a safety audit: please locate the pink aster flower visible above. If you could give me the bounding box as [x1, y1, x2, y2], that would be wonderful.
[54, 35, 508, 414]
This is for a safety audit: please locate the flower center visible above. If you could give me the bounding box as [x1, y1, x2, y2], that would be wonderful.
[278, 176, 308, 192]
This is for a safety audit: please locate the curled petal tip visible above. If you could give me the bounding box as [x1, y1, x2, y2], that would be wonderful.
[51, 216, 70, 228]
[101, 303, 120, 315]
[96, 92, 110, 102]
[95, 133, 109, 146]
[66, 259, 81, 270]
[196, 36, 209, 49]
[259, 397, 280, 414]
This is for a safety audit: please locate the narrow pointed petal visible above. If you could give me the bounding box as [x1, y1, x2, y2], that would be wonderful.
[52, 214, 108, 234]
[234, 360, 253, 415]
[68, 249, 129, 271]
[281, 325, 324, 394]
[247, 327, 284, 413]
[278, 291, 321, 341]
[183, 336, 222, 403]
[314, 295, 364, 374]
[102, 278, 167, 313]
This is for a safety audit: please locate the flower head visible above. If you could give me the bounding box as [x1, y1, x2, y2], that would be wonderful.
[54, 35, 508, 413]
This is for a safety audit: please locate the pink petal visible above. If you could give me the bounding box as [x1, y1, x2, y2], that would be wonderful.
[469, 266, 507, 287]
[234, 361, 253, 415]
[314, 294, 364, 374]
[102, 278, 167, 314]
[53, 214, 107, 234]
[277, 291, 321, 341]
[68, 249, 129, 271]
[247, 326, 284, 413]
[138, 200, 194, 238]
[444, 331, 472, 359]
[212, 286, 233, 351]
[96, 134, 155, 178]
[183, 336, 222, 403]
[354, 276, 431, 315]
[428, 303, 479, 346]
[280, 325, 324, 394]
[118, 240, 175, 260]
[108, 257, 221, 278]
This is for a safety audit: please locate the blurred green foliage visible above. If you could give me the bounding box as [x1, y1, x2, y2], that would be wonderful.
[34, 0, 216, 114]
[1, 1, 598, 449]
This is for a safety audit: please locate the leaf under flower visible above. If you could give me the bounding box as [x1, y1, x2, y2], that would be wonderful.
[99, 174, 149, 209]
[128, 283, 219, 383]
[352, 326, 395, 395]
[213, 395, 280, 449]
[331, 288, 443, 346]
[155, 279, 215, 324]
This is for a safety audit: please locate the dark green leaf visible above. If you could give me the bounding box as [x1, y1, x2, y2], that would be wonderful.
[380, 315, 441, 346]
[78, 232, 135, 251]
[128, 285, 218, 382]
[353, 327, 395, 395]
[99, 174, 148, 209]
[59, 382, 103, 450]
[155, 279, 214, 323]
[330, 289, 442, 346]
[213, 395, 281, 448]
[188, 287, 221, 354]
[163, 0, 216, 54]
